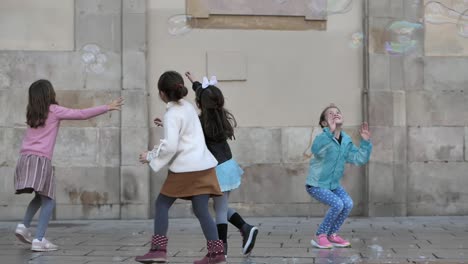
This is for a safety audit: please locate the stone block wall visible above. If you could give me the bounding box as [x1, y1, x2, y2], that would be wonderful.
[0, 0, 149, 220]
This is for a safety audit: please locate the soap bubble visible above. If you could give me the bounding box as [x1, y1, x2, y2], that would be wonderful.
[80, 43, 108, 74]
[167, 14, 197, 36]
[384, 20, 423, 55]
[349, 32, 364, 48]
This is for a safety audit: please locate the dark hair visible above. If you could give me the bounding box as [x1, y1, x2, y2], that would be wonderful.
[157, 71, 188, 102]
[196, 85, 237, 141]
[319, 104, 341, 128]
[26, 79, 58, 128]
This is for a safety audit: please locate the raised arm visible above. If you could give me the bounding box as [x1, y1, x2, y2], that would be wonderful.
[345, 123, 372, 165]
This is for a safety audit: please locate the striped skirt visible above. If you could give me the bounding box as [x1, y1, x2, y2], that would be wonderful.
[14, 154, 55, 200]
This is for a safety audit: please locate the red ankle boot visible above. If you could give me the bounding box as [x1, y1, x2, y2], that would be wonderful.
[135, 234, 168, 263]
[193, 240, 226, 264]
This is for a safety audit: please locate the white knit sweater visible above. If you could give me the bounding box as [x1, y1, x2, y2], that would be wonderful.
[147, 99, 218, 173]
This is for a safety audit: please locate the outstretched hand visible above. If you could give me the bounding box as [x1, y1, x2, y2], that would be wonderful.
[185, 71, 195, 83]
[108, 97, 124, 111]
[139, 151, 149, 164]
[154, 117, 163, 127]
[359, 122, 371, 141]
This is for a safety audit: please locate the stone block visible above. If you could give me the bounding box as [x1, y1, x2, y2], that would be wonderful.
[280, 127, 315, 164]
[403, 0, 423, 21]
[5, 52, 85, 91]
[121, 166, 149, 204]
[97, 128, 120, 167]
[123, 13, 146, 51]
[389, 56, 404, 91]
[392, 91, 406, 126]
[121, 204, 149, 219]
[53, 128, 99, 167]
[75, 0, 121, 15]
[0, 53, 12, 87]
[229, 127, 281, 164]
[56, 90, 121, 128]
[55, 204, 120, 219]
[121, 90, 148, 127]
[368, 203, 396, 217]
[82, 52, 122, 91]
[0, 90, 9, 126]
[54, 166, 120, 205]
[368, 162, 394, 204]
[369, 54, 389, 90]
[466, 127, 468, 161]
[406, 91, 431, 126]
[429, 91, 467, 126]
[408, 127, 464, 162]
[424, 57, 468, 91]
[0, 129, 6, 167]
[123, 51, 146, 90]
[407, 90, 467, 126]
[392, 163, 407, 205]
[408, 162, 468, 216]
[75, 13, 122, 52]
[369, 0, 390, 18]
[389, 0, 404, 19]
[5, 88, 29, 127]
[368, 91, 393, 126]
[121, 128, 149, 166]
[393, 127, 407, 163]
[0, 205, 30, 221]
[3, 127, 27, 167]
[369, 17, 393, 54]
[368, 126, 393, 163]
[369, 0, 404, 19]
[403, 56, 424, 91]
[229, 163, 310, 204]
[123, 0, 146, 14]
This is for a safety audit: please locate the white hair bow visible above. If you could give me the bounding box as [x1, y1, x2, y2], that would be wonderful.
[201, 76, 218, 89]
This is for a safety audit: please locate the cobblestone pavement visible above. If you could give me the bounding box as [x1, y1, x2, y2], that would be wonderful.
[0, 216, 467, 264]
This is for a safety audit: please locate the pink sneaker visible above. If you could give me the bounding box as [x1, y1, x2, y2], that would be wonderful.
[328, 234, 351, 248]
[310, 234, 333, 249]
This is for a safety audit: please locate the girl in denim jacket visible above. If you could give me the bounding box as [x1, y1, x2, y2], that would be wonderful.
[307, 104, 372, 249]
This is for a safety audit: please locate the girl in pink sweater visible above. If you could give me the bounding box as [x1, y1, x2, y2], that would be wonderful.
[14, 79, 123, 252]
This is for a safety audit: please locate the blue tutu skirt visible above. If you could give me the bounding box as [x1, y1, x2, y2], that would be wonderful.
[215, 159, 244, 192]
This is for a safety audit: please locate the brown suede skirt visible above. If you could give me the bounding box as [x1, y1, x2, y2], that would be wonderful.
[160, 168, 222, 199]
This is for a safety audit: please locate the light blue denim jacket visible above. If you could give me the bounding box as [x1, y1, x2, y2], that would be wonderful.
[306, 127, 372, 190]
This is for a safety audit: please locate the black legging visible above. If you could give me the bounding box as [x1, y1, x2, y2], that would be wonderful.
[154, 194, 218, 240]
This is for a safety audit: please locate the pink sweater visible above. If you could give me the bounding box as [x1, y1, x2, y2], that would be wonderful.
[20, 104, 109, 160]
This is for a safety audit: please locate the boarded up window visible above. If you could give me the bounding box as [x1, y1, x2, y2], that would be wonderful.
[186, 0, 327, 31]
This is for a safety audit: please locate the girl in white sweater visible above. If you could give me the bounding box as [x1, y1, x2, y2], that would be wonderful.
[135, 71, 225, 264]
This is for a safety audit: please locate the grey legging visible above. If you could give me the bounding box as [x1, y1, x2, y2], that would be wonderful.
[154, 194, 218, 240]
[213, 191, 239, 224]
[23, 192, 56, 240]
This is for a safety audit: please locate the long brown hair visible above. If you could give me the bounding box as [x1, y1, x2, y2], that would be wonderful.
[196, 85, 236, 141]
[26, 79, 58, 128]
